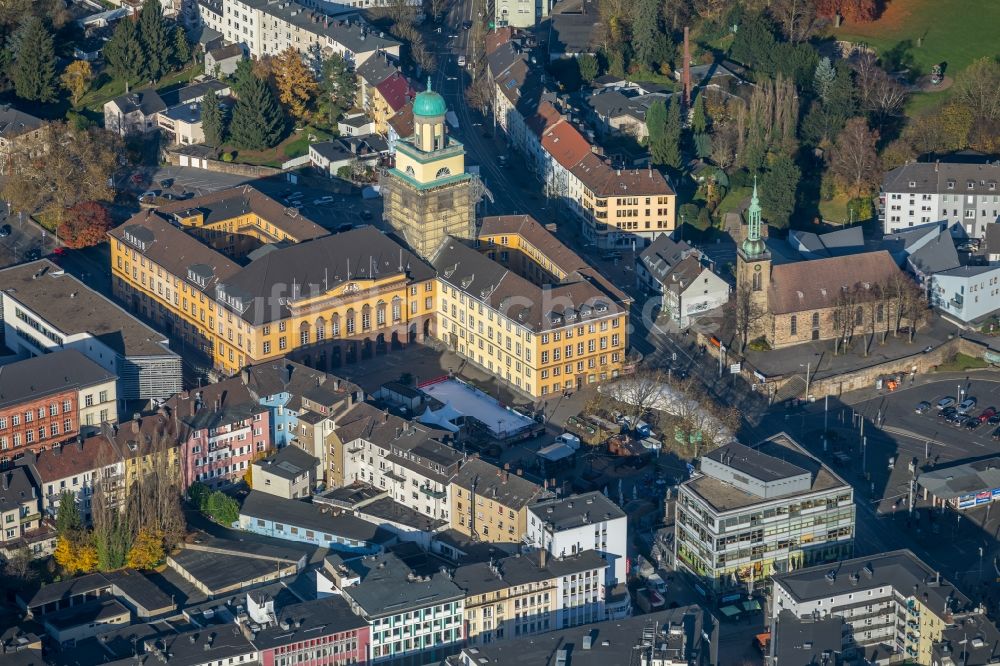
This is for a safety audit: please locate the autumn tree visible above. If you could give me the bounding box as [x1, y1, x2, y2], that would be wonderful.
[827, 117, 879, 197]
[58, 201, 113, 249]
[61, 60, 93, 107]
[273, 47, 318, 121]
[853, 54, 906, 128]
[9, 16, 57, 102]
[3, 124, 122, 215]
[53, 533, 98, 574]
[126, 528, 165, 569]
[768, 0, 818, 44]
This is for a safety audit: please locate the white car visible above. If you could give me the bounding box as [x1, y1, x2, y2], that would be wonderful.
[312, 196, 334, 205]
[457, 55, 466, 67]
[957, 397, 977, 414]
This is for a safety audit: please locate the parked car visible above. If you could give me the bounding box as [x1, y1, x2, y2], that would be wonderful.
[938, 406, 957, 419]
[992, 427, 1000, 440]
[958, 397, 977, 414]
[915, 401, 932, 414]
[312, 196, 335, 205]
[988, 413, 1000, 425]
[966, 417, 982, 430]
[462, 19, 472, 29]
[25, 248, 40, 260]
[946, 412, 964, 424]
[457, 55, 466, 67]
[159, 178, 173, 189]
[52, 247, 66, 256]
[0, 224, 10, 237]
[936, 397, 956, 410]
[979, 407, 997, 423]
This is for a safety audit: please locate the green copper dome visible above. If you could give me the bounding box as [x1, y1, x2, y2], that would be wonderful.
[413, 78, 447, 117]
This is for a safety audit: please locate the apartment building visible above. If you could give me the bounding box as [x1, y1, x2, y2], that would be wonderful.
[432, 216, 630, 398]
[0, 466, 46, 558]
[109, 195, 436, 378]
[250, 444, 318, 499]
[454, 549, 607, 645]
[638, 235, 730, 328]
[336, 403, 464, 521]
[449, 458, 547, 544]
[771, 550, 997, 664]
[928, 263, 1000, 324]
[0, 351, 117, 465]
[165, 378, 272, 489]
[194, 0, 400, 64]
[674, 434, 855, 591]
[572, 154, 676, 248]
[494, 0, 550, 27]
[0, 261, 182, 402]
[526, 491, 627, 588]
[881, 160, 1000, 236]
[92, 411, 182, 493]
[19, 439, 123, 525]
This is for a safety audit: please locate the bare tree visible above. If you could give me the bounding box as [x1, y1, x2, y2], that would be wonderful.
[597, 369, 671, 426]
[710, 123, 737, 169]
[828, 117, 880, 198]
[831, 286, 859, 355]
[126, 431, 185, 550]
[768, 0, 819, 43]
[900, 281, 928, 343]
[733, 282, 768, 353]
[854, 54, 907, 127]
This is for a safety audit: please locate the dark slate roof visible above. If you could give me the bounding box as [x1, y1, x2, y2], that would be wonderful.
[0, 466, 37, 513]
[454, 550, 607, 596]
[144, 626, 256, 666]
[240, 491, 396, 544]
[159, 78, 229, 108]
[451, 458, 543, 510]
[883, 160, 1000, 196]
[251, 595, 366, 649]
[218, 227, 434, 324]
[206, 43, 244, 61]
[165, 376, 265, 431]
[255, 444, 319, 481]
[243, 358, 359, 411]
[583, 88, 670, 123]
[789, 226, 865, 259]
[311, 140, 355, 162]
[639, 234, 693, 283]
[109, 89, 166, 116]
[356, 52, 399, 87]
[341, 551, 464, 617]
[529, 491, 625, 530]
[771, 610, 844, 666]
[906, 228, 960, 275]
[772, 549, 974, 618]
[0, 106, 44, 138]
[0, 350, 115, 409]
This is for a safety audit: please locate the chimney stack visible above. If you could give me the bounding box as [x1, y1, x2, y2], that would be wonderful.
[539, 548, 547, 568]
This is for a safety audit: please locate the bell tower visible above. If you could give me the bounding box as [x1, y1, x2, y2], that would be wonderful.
[382, 79, 477, 260]
[736, 177, 771, 317]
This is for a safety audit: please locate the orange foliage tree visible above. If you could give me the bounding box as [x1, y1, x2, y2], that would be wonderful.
[58, 201, 112, 249]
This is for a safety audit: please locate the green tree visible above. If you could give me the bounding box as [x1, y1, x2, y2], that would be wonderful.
[205, 491, 239, 524]
[578, 53, 599, 83]
[9, 16, 57, 102]
[631, 0, 660, 71]
[647, 99, 682, 169]
[188, 482, 211, 511]
[691, 93, 708, 134]
[814, 56, 836, 104]
[138, 0, 172, 81]
[759, 154, 800, 229]
[201, 92, 226, 147]
[103, 18, 144, 85]
[172, 25, 191, 68]
[317, 53, 356, 125]
[731, 12, 776, 75]
[694, 132, 712, 159]
[231, 58, 257, 97]
[229, 73, 284, 150]
[55, 491, 81, 536]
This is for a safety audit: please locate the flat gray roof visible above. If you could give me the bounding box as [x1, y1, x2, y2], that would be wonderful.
[167, 547, 297, 595]
[918, 456, 1000, 500]
[529, 491, 625, 530]
[0, 261, 177, 359]
[0, 349, 115, 409]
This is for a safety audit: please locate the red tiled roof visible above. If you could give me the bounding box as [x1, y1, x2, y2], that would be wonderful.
[375, 73, 415, 113]
[31, 437, 118, 482]
[526, 101, 563, 138]
[485, 27, 514, 56]
[541, 120, 591, 170]
[388, 101, 414, 139]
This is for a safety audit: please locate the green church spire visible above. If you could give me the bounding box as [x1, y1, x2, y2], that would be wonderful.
[741, 175, 766, 258]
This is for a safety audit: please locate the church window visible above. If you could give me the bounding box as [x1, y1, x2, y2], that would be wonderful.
[405, 166, 415, 177]
[752, 271, 762, 291]
[876, 304, 884, 323]
[436, 167, 452, 178]
[811, 312, 819, 328]
[790, 315, 797, 336]
[855, 307, 863, 326]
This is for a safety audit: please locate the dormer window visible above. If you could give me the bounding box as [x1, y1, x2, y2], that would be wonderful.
[908, 181, 916, 188]
[947, 180, 955, 190]
[968, 181, 975, 189]
[990, 182, 997, 191]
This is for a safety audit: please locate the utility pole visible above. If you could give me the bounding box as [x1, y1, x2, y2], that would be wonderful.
[862, 436, 867, 478]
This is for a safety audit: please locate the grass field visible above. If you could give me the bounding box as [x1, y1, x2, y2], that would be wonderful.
[222, 126, 334, 168]
[833, 0, 1000, 80]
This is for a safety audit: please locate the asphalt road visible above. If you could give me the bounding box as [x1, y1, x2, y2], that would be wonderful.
[0, 207, 47, 269]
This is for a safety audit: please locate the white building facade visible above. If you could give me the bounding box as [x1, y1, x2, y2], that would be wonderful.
[881, 161, 1000, 237]
[928, 264, 1000, 324]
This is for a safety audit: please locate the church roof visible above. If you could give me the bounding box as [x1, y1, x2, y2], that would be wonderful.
[413, 80, 447, 117]
[767, 251, 901, 314]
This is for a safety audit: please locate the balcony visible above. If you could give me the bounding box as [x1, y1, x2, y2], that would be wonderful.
[20, 512, 41, 525]
[420, 486, 447, 500]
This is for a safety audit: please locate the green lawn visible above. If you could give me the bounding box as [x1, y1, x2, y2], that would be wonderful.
[832, 0, 1000, 80]
[80, 63, 204, 115]
[223, 126, 334, 168]
[715, 186, 751, 217]
[936, 353, 989, 373]
[818, 193, 852, 225]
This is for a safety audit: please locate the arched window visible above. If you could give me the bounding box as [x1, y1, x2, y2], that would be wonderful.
[315, 317, 326, 341]
[345, 309, 355, 335]
[435, 166, 452, 178]
[376, 300, 386, 327]
[751, 271, 762, 291]
[811, 312, 820, 328]
[361, 304, 371, 331]
[855, 306, 863, 326]
[299, 321, 310, 346]
[392, 296, 402, 322]
[331, 313, 341, 337]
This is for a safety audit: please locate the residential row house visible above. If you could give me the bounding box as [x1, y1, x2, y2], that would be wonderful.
[881, 160, 1000, 236]
[0, 350, 117, 467]
[0, 106, 46, 175]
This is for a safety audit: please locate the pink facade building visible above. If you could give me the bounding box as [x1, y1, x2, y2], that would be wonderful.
[168, 378, 272, 490]
[248, 592, 370, 666]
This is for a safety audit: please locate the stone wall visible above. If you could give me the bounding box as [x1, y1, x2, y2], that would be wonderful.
[165, 150, 282, 177]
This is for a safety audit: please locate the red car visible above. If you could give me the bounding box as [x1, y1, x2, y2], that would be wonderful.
[51, 247, 66, 256]
[979, 407, 997, 423]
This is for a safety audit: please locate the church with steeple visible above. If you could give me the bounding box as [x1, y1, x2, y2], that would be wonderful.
[735, 178, 909, 350]
[381, 80, 478, 261]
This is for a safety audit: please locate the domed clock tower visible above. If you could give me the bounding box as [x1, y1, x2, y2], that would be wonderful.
[382, 81, 477, 260]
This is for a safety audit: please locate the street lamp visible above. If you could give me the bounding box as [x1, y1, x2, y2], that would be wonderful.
[800, 362, 811, 399]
